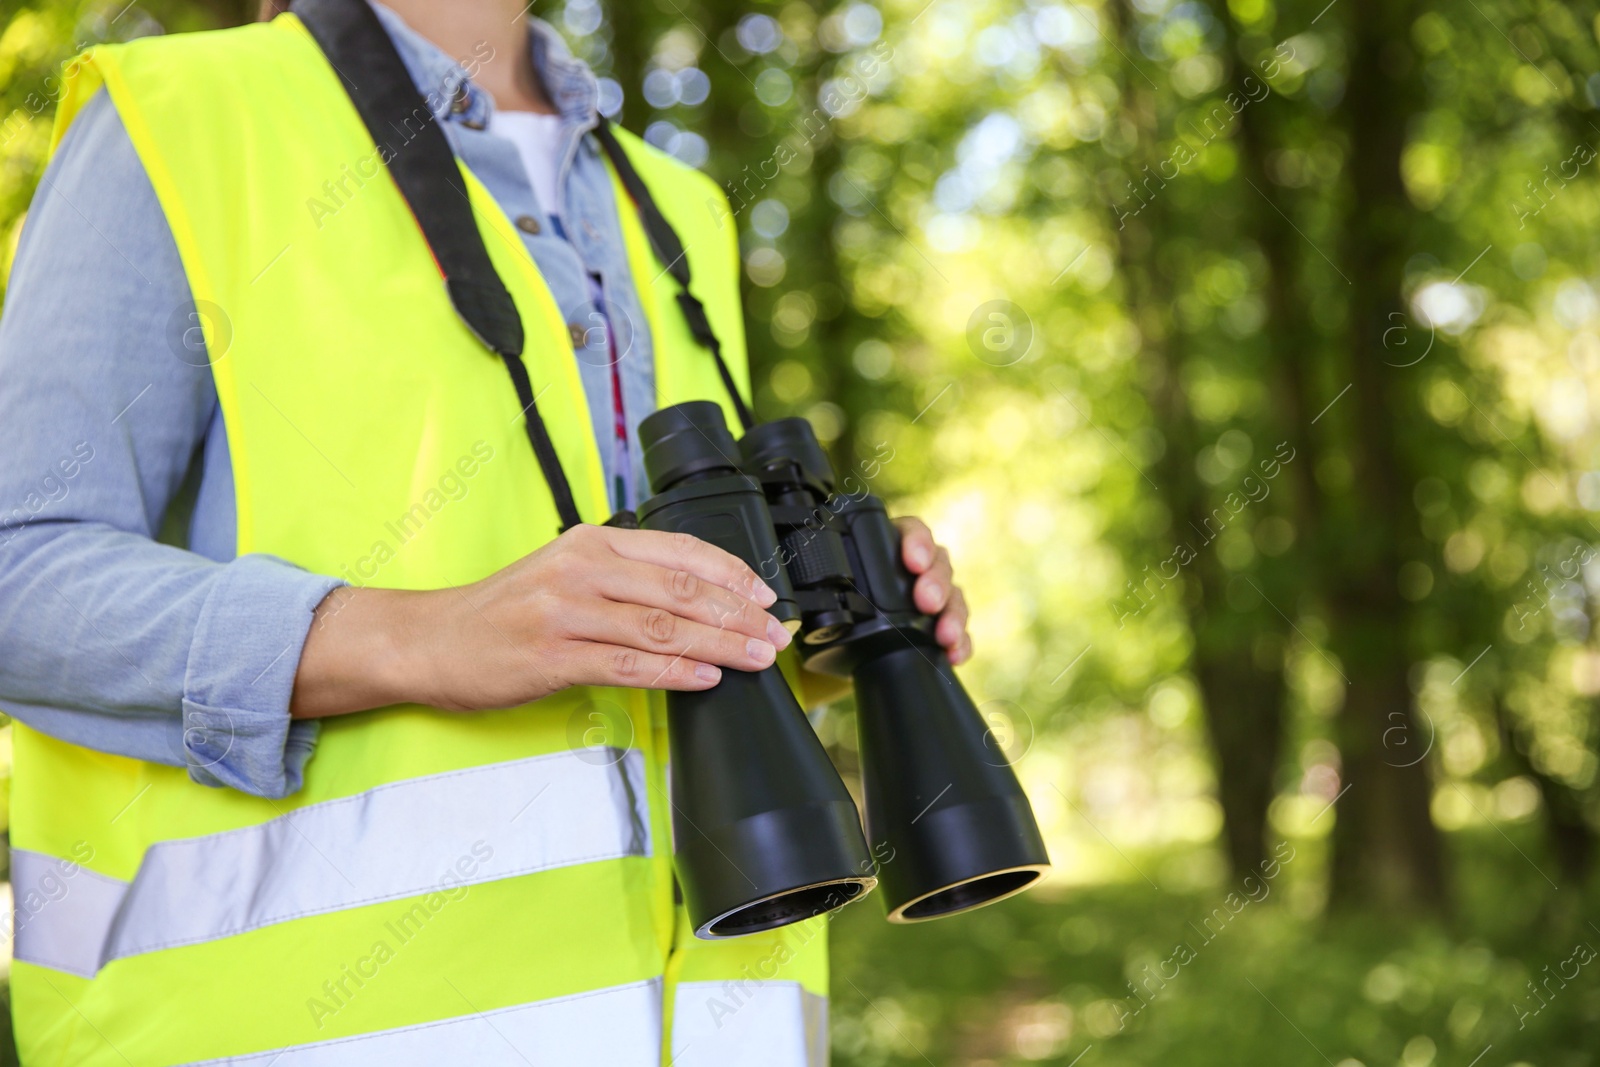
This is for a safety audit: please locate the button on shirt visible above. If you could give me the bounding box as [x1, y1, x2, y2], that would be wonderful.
[0, 5, 661, 797]
[491, 108, 639, 511]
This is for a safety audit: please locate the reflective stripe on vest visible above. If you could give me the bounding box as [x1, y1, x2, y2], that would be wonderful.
[671, 981, 829, 1067]
[177, 978, 663, 1066]
[12, 749, 648, 978]
[16, 14, 828, 1066]
[7, 851, 126, 977]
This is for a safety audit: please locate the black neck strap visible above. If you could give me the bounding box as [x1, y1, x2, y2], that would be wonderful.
[293, 0, 757, 533]
[591, 121, 755, 432]
[296, 0, 581, 531]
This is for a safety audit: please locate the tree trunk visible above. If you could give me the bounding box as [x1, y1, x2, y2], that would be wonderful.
[1325, 0, 1447, 912]
[1195, 653, 1286, 875]
[1212, 1, 1322, 542]
[1329, 672, 1446, 907]
[1110, 0, 1287, 878]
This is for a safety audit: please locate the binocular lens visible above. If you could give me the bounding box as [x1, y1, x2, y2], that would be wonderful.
[652, 648, 877, 941]
[899, 870, 1044, 921]
[708, 879, 869, 938]
[854, 645, 1051, 924]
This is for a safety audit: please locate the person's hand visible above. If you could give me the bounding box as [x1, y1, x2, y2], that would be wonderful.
[292, 525, 791, 717]
[895, 516, 971, 665]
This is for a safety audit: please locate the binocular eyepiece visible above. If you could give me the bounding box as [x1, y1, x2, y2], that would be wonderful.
[637, 401, 1049, 938]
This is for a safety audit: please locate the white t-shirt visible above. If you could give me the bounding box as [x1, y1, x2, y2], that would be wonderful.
[487, 109, 566, 219]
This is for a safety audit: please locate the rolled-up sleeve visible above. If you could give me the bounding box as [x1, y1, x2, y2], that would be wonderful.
[0, 89, 342, 798]
[181, 555, 341, 795]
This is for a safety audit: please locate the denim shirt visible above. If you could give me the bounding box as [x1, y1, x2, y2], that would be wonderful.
[0, 6, 659, 797]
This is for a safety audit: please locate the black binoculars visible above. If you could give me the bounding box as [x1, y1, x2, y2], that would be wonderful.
[636, 401, 1049, 939]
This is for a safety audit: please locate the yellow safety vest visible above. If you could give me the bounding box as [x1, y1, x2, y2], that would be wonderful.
[11, 15, 828, 1067]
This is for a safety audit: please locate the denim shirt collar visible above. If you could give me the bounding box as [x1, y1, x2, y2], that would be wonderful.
[368, 2, 599, 134]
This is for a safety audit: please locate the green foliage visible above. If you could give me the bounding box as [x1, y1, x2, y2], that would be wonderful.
[831, 831, 1600, 1066]
[0, 0, 247, 295]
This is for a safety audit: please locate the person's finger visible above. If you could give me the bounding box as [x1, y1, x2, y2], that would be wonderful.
[594, 558, 789, 648]
[935, 586, 968, 649]
[895, 516, 936, 573]
[565, 600, 779, 672]
[562, 641, 724, 691]
[595, 527, 779, 607]
[948, 630, 973, 666]
[914, 546, 953, 614]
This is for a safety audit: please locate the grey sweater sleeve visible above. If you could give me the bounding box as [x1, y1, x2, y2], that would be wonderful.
[0, 90, 343, 798]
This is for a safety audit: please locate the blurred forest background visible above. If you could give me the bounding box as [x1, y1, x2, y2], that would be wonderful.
[4, 0, 1600, 1064]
